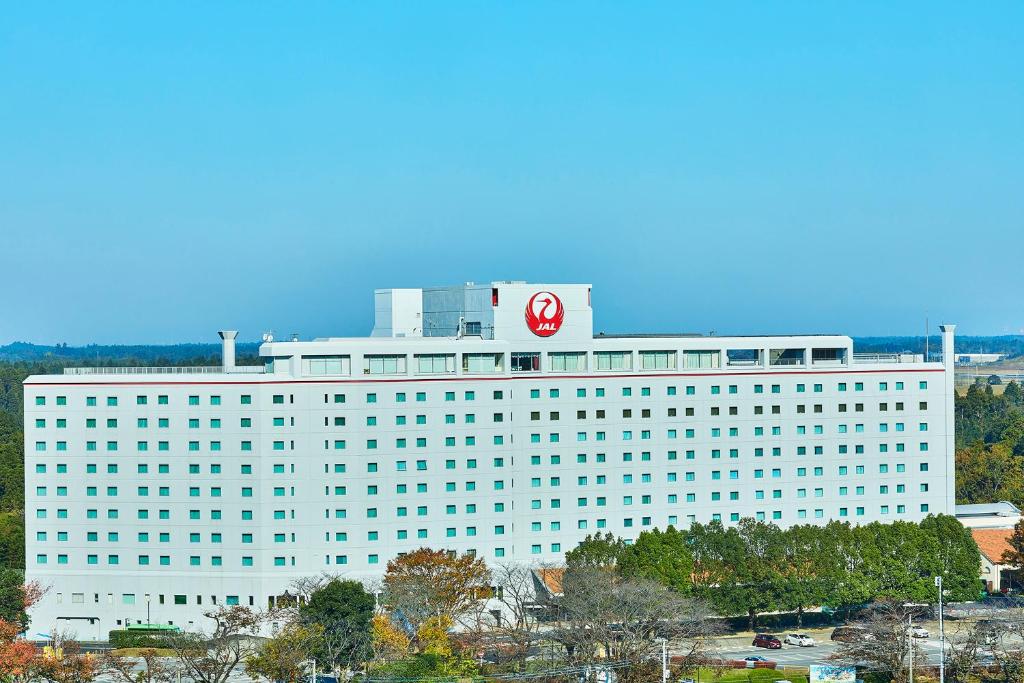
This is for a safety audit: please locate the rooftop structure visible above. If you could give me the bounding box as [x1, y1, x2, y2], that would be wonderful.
[956, 501, 1023, 529]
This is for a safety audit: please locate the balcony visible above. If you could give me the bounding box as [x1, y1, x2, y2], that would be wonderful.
[726, 349, 763, 368]
[769, 348, 806, 368]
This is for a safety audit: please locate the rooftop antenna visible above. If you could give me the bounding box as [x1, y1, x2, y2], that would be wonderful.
[262, 331, 274, 343]
[290, 332, 299, 342]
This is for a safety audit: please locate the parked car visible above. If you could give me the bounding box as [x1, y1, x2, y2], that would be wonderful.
[784, 633, 816, 647]
[831, 626, 874, 642]
[909, 626, 930, 639]
[752, 634, 782, 649]
[743, 656, 773, 668]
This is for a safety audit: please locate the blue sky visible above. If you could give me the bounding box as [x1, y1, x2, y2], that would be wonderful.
[1, 3, 1021, 344]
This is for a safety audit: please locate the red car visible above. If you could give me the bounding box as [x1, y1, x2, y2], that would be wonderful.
[752, 633, 782, 649]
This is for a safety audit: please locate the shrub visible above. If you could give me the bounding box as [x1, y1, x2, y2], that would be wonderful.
[107, 629, 170, 649]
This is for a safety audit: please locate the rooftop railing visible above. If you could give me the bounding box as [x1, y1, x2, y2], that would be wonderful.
[63, 365, 265, 376]
[851, 353, 925, 364]
[769, 358, 806, 367]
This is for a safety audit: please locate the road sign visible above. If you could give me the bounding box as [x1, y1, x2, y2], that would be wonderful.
[810, 665, 856, 683]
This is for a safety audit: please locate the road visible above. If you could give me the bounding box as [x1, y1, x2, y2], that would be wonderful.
[711, 627, 948, 668]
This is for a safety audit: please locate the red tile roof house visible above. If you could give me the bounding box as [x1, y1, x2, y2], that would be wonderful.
[971, 528, 1020, 594]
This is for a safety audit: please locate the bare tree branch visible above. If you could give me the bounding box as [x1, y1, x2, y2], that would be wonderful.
[165, 605, 263, 683]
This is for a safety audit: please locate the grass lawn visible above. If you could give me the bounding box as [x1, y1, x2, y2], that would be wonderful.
[678, 667, 810, 683]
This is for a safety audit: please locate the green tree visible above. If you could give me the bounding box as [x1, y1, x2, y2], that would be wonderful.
[955, 442, 1024, 505]
[775, 524, 831, 627]
[298, 579, 375, 673]
[686, 520, 744, 608]
[245, 623, 322, 683]
[857, 521, 944, 602]
[1001, 519, 1024, 585]
[0, 513, 24, 572]
[618, 526, 694, 593]
[0, 569, 29, 630]
[685, 519, 783, 630]
[731, 518, 786, 630]
[819, 521, 875, 611]
[564, 533, 627, 570]
[919, 514, 983, 601]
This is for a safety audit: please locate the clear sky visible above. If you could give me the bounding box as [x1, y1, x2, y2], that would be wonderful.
[1, 3, 1021, 345]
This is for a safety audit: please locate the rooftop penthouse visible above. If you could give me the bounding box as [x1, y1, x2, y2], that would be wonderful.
[57, 281, 939, 380]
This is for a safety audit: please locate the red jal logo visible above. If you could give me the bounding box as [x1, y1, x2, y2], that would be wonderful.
[525, 291, 565, 337]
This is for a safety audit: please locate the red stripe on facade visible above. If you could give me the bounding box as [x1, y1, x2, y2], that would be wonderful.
[24, 367, 947, 388]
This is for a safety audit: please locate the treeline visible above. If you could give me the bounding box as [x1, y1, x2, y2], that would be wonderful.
[568, 515, 981, 629]
[853, 335, 1024, 357]
[957, 381, 1024, 451]
[0, 362, 29, 570]
[0, 341, 260, 363]
[956, 381, 1024, 506]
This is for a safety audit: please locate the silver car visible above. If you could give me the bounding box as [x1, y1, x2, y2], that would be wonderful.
[784, 633, 816, 647]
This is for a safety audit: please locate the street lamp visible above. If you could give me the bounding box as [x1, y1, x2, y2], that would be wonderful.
[146, 594, 151, 626]
[935, 576, 945, 683]
[908, 613, 914, 683]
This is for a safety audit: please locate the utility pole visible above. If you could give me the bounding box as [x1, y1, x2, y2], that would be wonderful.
[936, 575, 945, 683]
[908, 612, 914, 683]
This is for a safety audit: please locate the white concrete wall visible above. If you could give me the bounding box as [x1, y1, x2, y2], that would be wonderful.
[371, 289, 423, 338]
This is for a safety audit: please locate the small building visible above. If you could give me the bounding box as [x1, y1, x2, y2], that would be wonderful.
[532, 567, 564, 605]
[970, 528, 1020, 593]
[956, 501, 1023, 529]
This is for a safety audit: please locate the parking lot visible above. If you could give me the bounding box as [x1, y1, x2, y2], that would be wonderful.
[711, 625, 948, 668]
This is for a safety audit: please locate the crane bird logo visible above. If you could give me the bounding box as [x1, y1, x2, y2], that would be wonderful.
[525, 291, 565, 337]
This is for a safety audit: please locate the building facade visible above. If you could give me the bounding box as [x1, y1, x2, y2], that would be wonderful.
[24, 282, 956, 638]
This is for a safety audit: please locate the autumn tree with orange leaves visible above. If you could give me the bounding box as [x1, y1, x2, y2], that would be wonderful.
[380, 547, 490, 633]
[35, 632, 100, 683]
[371, 548, 490, 679]
[0, 577, 49, 683]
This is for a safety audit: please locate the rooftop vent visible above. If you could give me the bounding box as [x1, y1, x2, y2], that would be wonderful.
[218, 330, 238, 372]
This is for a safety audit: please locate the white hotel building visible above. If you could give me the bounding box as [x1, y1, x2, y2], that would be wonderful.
[24, 282, 956, 638]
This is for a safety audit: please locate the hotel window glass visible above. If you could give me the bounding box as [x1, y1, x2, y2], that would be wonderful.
[682, 350, 720, 369]
[463, 353, 504, 374]
[594, 351, 632, 371]
[415, 354, 455, 374]
[364, 354, 406, 375]
[639, 350, 676, 370]
[305, 355, 350, 376]
[549, 352, 586, 372]
[511, 352, 541, 373]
